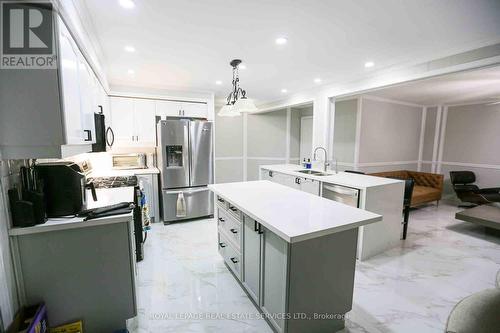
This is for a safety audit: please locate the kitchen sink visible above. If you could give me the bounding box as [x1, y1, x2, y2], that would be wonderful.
[296, 170, 332, 176]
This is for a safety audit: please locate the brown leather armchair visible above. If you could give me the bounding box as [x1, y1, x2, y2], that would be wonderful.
[449, 171, 500, 205]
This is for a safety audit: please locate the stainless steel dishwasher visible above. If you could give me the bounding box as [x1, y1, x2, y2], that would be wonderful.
[322, 184, 360, 208]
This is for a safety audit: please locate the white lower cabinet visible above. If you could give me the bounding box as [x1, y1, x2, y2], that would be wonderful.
[136, 174, 159, 222]
[296, 177, 320, 195]
[261, 169, 320, 196]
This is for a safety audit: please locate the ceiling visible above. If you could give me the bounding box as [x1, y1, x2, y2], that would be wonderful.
[365, 66, 500, 105]
[81, 0, 500, 105]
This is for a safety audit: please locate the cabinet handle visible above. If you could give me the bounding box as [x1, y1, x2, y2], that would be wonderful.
[84, 130, 92, 141]
[229, 206, 238, 212]
[269, 170, 273, 177]
[218, 242, 226, 248]
[136, 135, 139, 141]
[258, 224, 263, 234]
[217, 197, 225, 203]
[218, 217, 225, 223]
[230, 257, 239, 264]
[254, 220, 258, 232]
[295, 177, 301, 184]
[230, 228, 237, 234]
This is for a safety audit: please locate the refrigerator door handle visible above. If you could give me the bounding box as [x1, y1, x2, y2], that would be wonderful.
[166, 187, 210, 195]
[184, 121, 191, 186]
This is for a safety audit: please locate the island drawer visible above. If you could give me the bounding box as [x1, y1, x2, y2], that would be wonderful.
[227, 202, 242, 221]
[216, 195, 228, 210]
[218, 232, 241, 279]
[217, 208, 241, 250]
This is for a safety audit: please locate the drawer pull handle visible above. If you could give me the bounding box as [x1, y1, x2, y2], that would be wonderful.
[230, 228, 238, 234]
[230, 257, 238, 264]
[217, 198, 225, 203]
[219, 242, 226, 248]
[229, 206, 238, 212]
[218, 217, 225, 222]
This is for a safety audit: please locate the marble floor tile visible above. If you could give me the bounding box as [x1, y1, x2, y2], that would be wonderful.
[130, 202, 500, 333]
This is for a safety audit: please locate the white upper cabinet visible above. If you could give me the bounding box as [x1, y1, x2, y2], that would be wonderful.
[58, 16, 97, 145]
[183, 102, 208, 118]
[110, 97, 135, 146]
[78, 56, 97, 144]
[58, 19, 84, 145]
[134, 99, 156, 145]
[156, 100, 182, 118]
[156, 100, 208, 118]
[110, 97, 156, 147]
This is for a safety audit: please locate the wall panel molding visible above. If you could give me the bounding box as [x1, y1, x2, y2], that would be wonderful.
[417, 107, 427, 171]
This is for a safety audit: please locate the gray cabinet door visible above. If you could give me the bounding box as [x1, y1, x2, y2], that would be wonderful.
[261, 227, 288, 332]
[242, 216, 261, 303]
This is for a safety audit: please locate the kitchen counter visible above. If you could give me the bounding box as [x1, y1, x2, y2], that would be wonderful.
[260, 164, 401, 189]
[9, 186, 135, 236]
[9, 186, 138, 332]
[89, 167, 160, 177]
[209, 181, 381, 243]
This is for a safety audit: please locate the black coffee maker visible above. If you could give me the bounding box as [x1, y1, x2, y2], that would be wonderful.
[35, 162, 97, 217]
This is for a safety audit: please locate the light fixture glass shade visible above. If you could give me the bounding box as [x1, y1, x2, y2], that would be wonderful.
[233, 97, 258, 113]
[218, 104, 240, 117]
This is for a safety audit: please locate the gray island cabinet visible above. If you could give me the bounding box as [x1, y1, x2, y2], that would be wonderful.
[209, 180, 382, 333]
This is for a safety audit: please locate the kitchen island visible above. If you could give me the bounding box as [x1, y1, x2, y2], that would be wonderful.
[209, 180, 382, 333]
[260, 164, 404, 260]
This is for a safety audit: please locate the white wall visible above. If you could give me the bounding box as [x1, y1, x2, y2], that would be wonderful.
[331, 96, 425, 173]
[439, 102, 500, 194]
[333, 99, 357, 165]
[357, 97, 423, 173]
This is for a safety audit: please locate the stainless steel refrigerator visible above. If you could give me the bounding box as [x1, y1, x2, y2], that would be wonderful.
[157, 119, 214, 222]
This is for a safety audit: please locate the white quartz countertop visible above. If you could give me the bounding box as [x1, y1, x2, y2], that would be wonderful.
[260, 164, 402, 189]
[89, 167, 160, 177]
[209, 181, 382, 243]
[9, 187, 135, 236]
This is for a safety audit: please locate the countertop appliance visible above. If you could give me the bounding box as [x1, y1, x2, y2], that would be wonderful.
[112, 153, 147, 170]
[35, 161, 97, 217]
[89, 175, 146, 261]
[322, 183, 360, 208]
[157, 119, 214, 222]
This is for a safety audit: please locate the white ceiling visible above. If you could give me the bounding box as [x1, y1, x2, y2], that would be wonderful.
[364, 66, 500, 105]
[81, 0, 500, 104]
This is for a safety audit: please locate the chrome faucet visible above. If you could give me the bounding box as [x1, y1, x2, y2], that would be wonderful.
[313, 146, 338, 174]
[313, 147, 329, 172]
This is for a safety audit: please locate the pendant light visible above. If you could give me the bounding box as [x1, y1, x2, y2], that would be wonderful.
[218, 59, 258, 117]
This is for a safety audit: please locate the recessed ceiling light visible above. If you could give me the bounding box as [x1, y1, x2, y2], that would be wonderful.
[119, 0, 135, 9]
[215, 80, 222, 85]
[275, 37, 288, 45]
[124, 45, 135, 52]
[314, 78, 322, 83]
[238, 63, 246, 70]
[127, 69, 135, 75]
[281, 89, 287, 93]
[364, 61, 374, 68]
